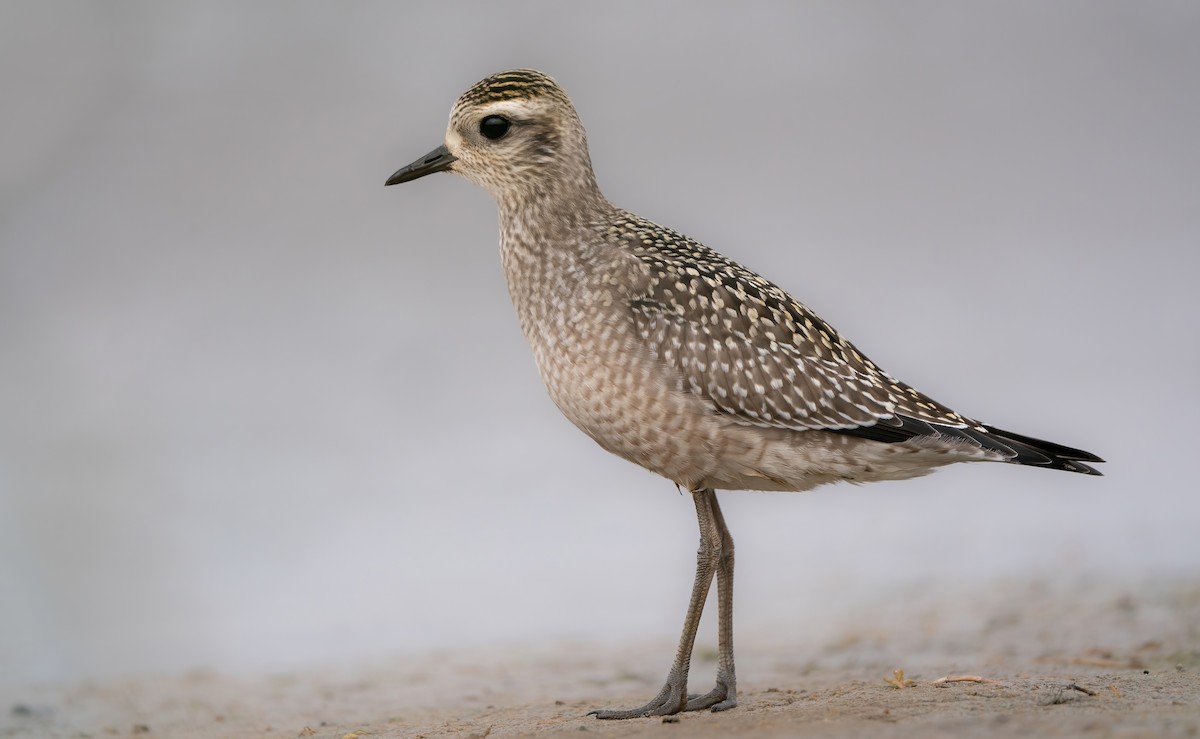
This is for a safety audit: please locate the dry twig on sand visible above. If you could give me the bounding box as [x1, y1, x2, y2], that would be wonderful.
[931, 675, 1004, 685]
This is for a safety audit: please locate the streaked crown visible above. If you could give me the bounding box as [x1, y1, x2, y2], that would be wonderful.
[455, 69, 573, 109]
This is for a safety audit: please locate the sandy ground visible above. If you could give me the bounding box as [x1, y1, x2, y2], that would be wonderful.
[4, 577, 1198, 739]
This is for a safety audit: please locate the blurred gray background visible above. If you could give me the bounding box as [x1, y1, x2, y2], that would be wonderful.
[1, 1, 1197, 686]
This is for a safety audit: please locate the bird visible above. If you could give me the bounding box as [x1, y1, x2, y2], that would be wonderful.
[384, 69, 1103, 719]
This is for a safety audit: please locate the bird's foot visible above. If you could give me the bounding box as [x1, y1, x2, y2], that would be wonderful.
[588, 675, 688, 719]
[685, 676, 737, 712]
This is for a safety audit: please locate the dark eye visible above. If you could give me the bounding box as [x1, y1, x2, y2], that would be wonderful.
[479, 115, 511, 140]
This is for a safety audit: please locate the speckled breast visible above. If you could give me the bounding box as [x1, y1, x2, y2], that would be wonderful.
[499, 232, 715, 487]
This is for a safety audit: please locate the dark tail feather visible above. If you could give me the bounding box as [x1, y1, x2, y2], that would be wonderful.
[835, 415, 1104, 475]
[979, 424, 1105, 476]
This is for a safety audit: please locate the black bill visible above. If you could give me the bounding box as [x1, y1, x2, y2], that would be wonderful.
[385, 144, 457, 186]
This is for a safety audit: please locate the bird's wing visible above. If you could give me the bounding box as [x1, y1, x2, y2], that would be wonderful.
[612, 213, 1103, 474]
[616, 215, 975, 434]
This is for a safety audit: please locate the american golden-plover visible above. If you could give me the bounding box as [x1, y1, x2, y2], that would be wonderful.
[384, 69, 1103, 719]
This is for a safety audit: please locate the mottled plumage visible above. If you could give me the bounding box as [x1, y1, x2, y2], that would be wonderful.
[385, 69, 1103, 718]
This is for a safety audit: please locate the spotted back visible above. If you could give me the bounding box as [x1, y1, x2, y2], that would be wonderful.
[610, 211, 978, 433]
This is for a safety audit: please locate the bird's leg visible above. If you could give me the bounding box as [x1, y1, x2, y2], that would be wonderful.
[684, 489, 737, 711]
[589, 488, 723, 719]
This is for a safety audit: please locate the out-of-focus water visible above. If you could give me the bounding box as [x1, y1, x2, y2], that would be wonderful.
[2, 2, 1197, 686]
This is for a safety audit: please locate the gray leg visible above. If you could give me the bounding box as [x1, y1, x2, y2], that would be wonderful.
[683, 490, 737, 711]
[590, 488, 731, 719]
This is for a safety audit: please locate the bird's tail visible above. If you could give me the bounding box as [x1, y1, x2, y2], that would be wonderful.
[978, 425, 1104, 476]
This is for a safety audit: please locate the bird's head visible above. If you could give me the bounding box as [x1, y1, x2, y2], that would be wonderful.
[386, 69, 601, 210]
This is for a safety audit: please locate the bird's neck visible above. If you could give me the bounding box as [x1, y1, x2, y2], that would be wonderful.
[495, 176, 611, 248]
[495, 183, 614, 334]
